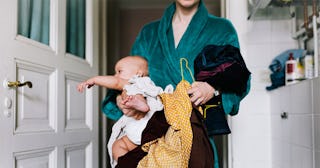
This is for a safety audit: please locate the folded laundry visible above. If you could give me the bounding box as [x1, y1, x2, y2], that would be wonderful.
[266, 49, 306, 91]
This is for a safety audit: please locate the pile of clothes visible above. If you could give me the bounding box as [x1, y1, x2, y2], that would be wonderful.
[266, 49, 305, 91]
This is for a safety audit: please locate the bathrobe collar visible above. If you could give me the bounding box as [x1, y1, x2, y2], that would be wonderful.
[158, 0, 210, 83]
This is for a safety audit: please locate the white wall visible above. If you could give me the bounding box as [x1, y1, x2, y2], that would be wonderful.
[226, 1, 298, 168]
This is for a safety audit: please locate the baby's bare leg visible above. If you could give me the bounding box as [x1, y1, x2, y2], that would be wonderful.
[112, 135, 138, 161]
[122, 94, 150, 113]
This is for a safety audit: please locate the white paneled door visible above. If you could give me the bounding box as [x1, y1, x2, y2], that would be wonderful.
[0, 0, 99, 168]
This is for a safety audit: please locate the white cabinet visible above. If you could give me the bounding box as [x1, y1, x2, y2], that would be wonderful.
[270, 79, 314, 168]
[313, 77, 320, 168]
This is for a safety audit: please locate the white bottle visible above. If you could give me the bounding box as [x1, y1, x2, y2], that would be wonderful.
[304, 54, 314, 79]
[285, 53, 298, 85]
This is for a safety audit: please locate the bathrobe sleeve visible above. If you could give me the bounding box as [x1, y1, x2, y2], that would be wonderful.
[101, 90, 123, 120]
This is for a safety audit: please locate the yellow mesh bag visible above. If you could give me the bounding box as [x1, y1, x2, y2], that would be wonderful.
[137, 80, 192, 168]
[137, 58, 202, 168]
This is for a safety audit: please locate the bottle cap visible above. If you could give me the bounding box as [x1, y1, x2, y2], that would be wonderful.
[288, 53, 294, 60]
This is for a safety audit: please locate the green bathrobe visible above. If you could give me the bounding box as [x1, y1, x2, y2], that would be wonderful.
[102, 1, 250, 167]
[130, 1, 248, 116]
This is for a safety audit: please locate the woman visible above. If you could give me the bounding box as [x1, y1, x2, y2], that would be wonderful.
[102, 0, 251, 167]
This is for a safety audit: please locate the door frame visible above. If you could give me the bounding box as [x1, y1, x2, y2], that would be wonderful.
[98, 0, 108, 167]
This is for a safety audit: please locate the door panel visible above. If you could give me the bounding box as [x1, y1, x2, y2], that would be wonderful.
[65, 73, 91, 131]
[14, 147, 55, 168]
[65, 143, 90, 168]
[15, 59, 56, 134]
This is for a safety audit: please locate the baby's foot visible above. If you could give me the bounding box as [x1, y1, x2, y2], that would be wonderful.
[123, 95, 150, 113]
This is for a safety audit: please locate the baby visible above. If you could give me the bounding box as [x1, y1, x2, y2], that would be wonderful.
[77, 56, 152, 115]
[77, 56, 171, 167]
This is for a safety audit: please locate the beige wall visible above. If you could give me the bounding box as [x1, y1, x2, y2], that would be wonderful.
[119, 9, 164, 57]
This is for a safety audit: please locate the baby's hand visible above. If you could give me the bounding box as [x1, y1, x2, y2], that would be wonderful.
[77, 80, 94, 93]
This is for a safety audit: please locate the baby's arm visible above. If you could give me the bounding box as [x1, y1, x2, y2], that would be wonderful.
[112, 135, 137, 161]
[77, 75, 128, 92]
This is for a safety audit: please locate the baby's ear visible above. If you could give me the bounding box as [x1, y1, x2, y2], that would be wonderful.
[136, 70, 144, 77]
[136, 72, 142, 77]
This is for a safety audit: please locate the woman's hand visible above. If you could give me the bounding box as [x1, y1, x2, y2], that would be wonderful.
[187, 81, 215, 106]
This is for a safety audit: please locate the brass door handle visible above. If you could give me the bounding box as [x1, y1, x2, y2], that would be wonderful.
[280, 112, 288, 119]
[7, 81, 32, 88]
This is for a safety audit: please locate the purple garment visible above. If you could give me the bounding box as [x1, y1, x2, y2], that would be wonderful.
[196, 62, 233, 81]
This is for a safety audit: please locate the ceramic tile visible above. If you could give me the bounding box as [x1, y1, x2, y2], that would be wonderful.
[290, 115, 313, 148]
[246, 20, 272, 44]
[290, 146, 313, 168]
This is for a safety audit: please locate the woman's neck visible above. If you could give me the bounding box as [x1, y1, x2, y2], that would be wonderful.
[173, 5, 198, 25]
[172, 5, 198, 48]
